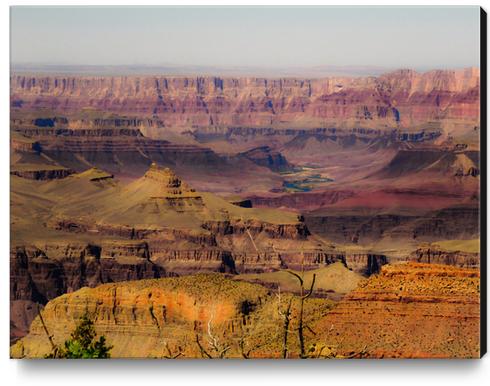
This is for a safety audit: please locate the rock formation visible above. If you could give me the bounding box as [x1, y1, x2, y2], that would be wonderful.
[11, 274, 271, 358]
[10, 242, 167, 341]
[237, 146, 293, 172]
[10, 167, 74, 180]
[408, 245, 479, 268]
[12, 164, 372, 342]
[314, 263, 480, 358]
[11, 68, 480, 133]
[304, 205, 480, 245]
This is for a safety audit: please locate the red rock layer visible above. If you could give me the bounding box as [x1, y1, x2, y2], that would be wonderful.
[11, 68, 480, 129]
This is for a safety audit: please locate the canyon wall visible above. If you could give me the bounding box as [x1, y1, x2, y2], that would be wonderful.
[11, 274, 272, 358]
[11, 68, 480, 132]
[10, 243, 167, 342]
[315, 263, 480, 358]
[305, 205, 480, 244]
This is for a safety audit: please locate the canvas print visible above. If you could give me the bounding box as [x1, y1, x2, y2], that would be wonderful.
[10, 6, 483, 359]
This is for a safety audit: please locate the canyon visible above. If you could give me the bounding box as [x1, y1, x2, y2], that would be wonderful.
[11, 164, 390, 343]
[9, 67, 481, 358]
[11, 68, 480, 134]
[11, 262, 480, 358]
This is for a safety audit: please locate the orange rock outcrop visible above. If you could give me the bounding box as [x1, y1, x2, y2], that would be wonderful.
[314, 263, 480, 358]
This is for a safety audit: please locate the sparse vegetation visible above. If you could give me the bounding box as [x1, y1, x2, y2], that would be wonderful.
[44, 313, 112, 359]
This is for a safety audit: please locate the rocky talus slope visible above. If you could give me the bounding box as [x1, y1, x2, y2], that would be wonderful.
[314, 263, 480, 358]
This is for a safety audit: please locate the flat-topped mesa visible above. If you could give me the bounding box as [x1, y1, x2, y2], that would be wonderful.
[143, 163, 198, 197]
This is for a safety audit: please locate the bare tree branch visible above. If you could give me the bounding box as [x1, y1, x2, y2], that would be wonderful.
[195, 333, 212, 359]
[37, 304, 58, 356]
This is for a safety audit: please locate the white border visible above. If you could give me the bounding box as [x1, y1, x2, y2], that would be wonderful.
[1, 1, 489, 385]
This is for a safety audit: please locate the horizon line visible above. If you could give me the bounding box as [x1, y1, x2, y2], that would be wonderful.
[10, 63, 480, 79]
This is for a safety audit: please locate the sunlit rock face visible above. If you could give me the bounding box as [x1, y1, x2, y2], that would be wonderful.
[10, 68, 480, 132]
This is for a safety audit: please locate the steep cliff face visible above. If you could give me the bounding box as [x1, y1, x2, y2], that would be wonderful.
[408, 246, 479, 268]
[315, 263, 480, 358]
[237, 146, 293, 172]
[10, 68, 480, 132]
[11, 127, 224, 176]
[344, 254, 389, 275]
[412, 206, 480, 240]
[10, 167, 74, 180]
[10, 243, 167, 341]
[10, 274, 273, 358]
[304, 205, 480, 245]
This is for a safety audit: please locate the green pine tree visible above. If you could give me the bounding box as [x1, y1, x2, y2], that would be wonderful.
[46, 313, 112, 359]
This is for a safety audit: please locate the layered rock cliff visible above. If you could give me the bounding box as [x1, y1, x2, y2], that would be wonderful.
[10, 243, 167, 341]
[11, 68, 480, 133]
[305, 205, 480, 245]
[10, 125, 285, 193]
[10, 274, 270, 358]
[11, 273, 338, 359]
[237, 146, 293, 172]
[315, 263, 480, 358]
[11, 127, 223, 175]
[408, 245, 479, 268]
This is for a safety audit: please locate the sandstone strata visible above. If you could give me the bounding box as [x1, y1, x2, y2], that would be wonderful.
[10, 167, 74, 180]
[315, 263, 480, 358]
[10, 243, 167, 341]
[11, 274, 338, 359]
[409, 245, 479, 268]
[11, 275, 270, 358]
[11, 69, 480, 131]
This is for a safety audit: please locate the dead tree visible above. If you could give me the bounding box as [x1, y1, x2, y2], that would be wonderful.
[161, 340, 185, 359]
[286, 264, 316, 358]
[37, 304, 60, 358]
[276, 286, 293, 358]
[237, 314, 270, 359]
[195, 308, 231, 359]
[195, 333, 213, 359]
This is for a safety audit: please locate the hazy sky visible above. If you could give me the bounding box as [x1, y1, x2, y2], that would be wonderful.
[10, 6, 480, 69]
